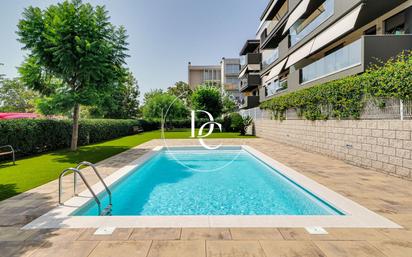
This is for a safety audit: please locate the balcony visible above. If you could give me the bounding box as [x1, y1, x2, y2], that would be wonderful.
[240, 74, 261, 92]
[240, 53, 262, 72]
[301, 39, 361, 84]
[300, 35, 412, 85]
[261, 48, 279, 70]
[240, 96, 260, 110]
[289, 0, 334, 47]
[224, 83, 239, 91]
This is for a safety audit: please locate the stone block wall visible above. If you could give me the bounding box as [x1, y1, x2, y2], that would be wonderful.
[255, 120, 412, 180]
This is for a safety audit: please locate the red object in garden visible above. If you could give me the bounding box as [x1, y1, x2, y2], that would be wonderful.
[0, 113, 38, 120]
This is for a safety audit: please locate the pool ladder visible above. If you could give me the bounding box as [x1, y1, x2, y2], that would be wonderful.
[58, 161, 112, 216]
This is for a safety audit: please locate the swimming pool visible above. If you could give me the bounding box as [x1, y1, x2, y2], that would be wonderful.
[73, 146, 343, 216]
[24, 145, 401, 229]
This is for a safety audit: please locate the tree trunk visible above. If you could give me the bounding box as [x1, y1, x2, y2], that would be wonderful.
[70, 103, 81, 151]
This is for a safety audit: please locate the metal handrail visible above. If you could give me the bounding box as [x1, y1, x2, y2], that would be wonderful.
[75, 161, 112, 207]
[0, 145, 15, 165]
[59, 168, 102, 214]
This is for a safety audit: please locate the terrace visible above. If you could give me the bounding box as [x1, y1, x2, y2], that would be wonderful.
[1, 138, 411, 256]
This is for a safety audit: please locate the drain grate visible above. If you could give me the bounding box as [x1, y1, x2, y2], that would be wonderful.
[305, 227, 328, 234]
[94, 227, 116, 235]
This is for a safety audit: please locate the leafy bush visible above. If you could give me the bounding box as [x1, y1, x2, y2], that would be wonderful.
[222, 115, 234, 132]
[261, 52, 412, 120]
[142, 92, 188, 121]
[229, 113, 253, 135]
[191, 85, 223, 118]
[0, 119, 158, 157]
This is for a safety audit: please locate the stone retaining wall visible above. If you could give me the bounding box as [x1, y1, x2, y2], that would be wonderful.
[255, 119, 412, 180]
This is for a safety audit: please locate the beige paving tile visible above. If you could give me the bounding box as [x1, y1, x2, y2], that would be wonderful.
[0, 241, 45, 257]
[230, 228, 283, 240]
[130, 228, 181, 240]
[378, 228, 412, 242]
[207, 240, 266, 257]
[279, 228, 389, 241]
[0, 215, 36, 227]
[0, 227, 38, 242]
[260, 240, 326, 257]
[383, 214, 412, 229]
[314, 241, 387, 257]
[88, 241, 151, 257]
[368, 240, 412, 257]
[25, 229, 85, 242]
[147, 240, 205, 257]
[77, 228, 133, 241]
[181, 228, 231, 240]
[29, 241, 99, 257]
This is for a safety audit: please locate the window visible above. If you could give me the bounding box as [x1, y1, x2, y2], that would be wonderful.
[289, 0, 334, 46]
[267, 0, 289, 33]
[385, 11, 406, 35]
[226, 77, 239, 84]
[265, 77, 288, 97]
[204, 69, 220, 81]
[225, 64, 239, 74]
[262, 48, 279, 69]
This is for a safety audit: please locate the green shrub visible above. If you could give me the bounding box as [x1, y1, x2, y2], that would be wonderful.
[229, 113, 253, 135]
[145, 118, 225, 130]
[222, 115, 234, 132]
[261, 52, 412, 120]
[0, 119, 158, 157]
[191, 85, 223, 118]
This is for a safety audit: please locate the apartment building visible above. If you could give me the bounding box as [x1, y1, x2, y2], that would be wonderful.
[188, 63, 221, 89]
[188, 58, 242, 101]
[239, 0, 412, 109]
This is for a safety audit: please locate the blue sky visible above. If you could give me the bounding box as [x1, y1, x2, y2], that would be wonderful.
[0, 0, 267, 95]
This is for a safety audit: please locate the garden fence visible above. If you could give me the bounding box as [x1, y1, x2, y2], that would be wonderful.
[239, 98, 412, 121]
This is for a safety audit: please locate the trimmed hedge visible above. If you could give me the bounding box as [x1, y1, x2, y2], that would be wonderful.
[147, 118, 229, 131]
[0, 119, 158, 156]
[261, 52, 412, 120]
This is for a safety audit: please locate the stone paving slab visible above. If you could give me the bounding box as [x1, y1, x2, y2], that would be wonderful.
[0, 138, 412, 256]
[180, 228, 231, 240]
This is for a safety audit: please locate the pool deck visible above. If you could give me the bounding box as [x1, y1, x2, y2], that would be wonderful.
[1, 138, 412, 257]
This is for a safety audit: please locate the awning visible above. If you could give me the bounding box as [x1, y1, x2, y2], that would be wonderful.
[238, 67, 248, 79]
[311, 4, 363, 53]
[286, 39, 314, 68]
[266, 58, 288, 81]
[261, 0, 280, 21]
[283, 0, 311, 34]
[285, 4, 363, 68]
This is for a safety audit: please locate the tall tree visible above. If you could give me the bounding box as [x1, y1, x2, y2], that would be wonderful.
[17, 0, 129, 150]
[0, 78, 39, 112]
[167, 81, 192, 105]
[143, 89, 163, 104]
[142, 92, 188, 122]
[0, 63, 4, 81]
[93, 71, 140, 119]
[191, 85, 223, 118]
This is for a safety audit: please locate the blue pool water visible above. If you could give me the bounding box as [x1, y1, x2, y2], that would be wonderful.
[73, 147, 343, 216]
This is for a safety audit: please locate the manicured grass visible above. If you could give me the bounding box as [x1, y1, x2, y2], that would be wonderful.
[0, 129, 254, 201]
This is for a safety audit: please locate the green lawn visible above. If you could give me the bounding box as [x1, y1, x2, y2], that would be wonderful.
[0, 129, 254, 201]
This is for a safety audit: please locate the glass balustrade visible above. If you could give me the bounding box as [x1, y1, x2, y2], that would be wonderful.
[301, 39, 362, 84]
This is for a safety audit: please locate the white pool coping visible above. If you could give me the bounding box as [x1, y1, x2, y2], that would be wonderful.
[23, 145, 401, 229]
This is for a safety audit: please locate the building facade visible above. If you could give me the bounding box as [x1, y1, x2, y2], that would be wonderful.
[188, 63, 221, 90]
[188, 58, 242, 102]
[239, 0, 412, 109]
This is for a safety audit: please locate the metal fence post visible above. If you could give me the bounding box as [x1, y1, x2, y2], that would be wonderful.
[400, 99, 404, 121]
